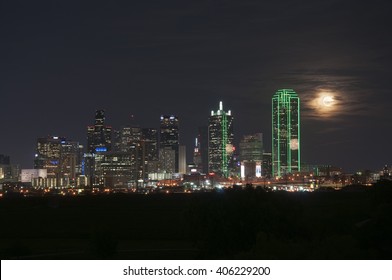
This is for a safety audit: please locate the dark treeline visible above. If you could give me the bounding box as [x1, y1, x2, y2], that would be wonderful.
[188, 180, 392, 259]
[1, 181, 392, 259]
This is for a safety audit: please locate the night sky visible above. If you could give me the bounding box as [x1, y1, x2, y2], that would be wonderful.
[1, 0, 391, 172]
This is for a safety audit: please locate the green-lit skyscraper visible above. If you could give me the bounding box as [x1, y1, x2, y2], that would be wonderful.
[272, 89, 300, 177]
[208, 101, 234, 177]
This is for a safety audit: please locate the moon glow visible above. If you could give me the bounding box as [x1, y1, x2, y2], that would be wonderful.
[322, 96, 334, 107]
[308, 91, 340, 118]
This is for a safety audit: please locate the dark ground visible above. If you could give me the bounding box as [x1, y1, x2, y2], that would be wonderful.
[1, 181, 392, 260]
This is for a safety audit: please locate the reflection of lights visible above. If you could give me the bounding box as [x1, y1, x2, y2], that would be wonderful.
[290, 139, 299, 150]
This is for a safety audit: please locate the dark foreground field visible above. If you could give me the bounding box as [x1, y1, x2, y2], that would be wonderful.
[1, 181, 392, 259]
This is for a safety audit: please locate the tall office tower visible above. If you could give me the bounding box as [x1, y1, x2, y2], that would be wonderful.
[262, 152, 272, 178]
[34, 136, 64, 187]
[117, 126, 142, 152]
[142, 128, 158, 161]
[87, 110, 112, 153]
[159, 147, 176, 174]
[208, 101, 234, 177]
[115, 116, 142, 153]
[100, 151, 135, 189]
[112, 129, 122, 152]
[0, 154, 18, 182]
[179, 145, 187, 174]
[272, 89, 300, 177]
[193, 137, 202, 172]
[142, 128, 159, 174]
[239, 133, 263, 180]
[59, 140, 83, 186]
[0, 154, 10, 181]
[86, 110, 112, 187]
[113, 119, 146, 182]
[159, 115, 179, 173]
[193, 126, 208, 174]
[0, 155, 6, 181]
[34, 137, 82, 187]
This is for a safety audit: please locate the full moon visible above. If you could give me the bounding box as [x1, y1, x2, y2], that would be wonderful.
[322, 96, 334, 107]
[309, 91, 340, 118]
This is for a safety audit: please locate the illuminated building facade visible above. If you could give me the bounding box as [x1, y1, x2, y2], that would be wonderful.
[0, 154, 19, 182]
[87, 110, 112, 154]
[262, 152, 272, 178]
[193, 126, 208, 174]
[239, 133, 263, 180]
[179, 145, 187, 174]
[34, 136, 82, 187]
[159, 147, 176, 174]
[34, 136, 63, 186]
[142, 128, 158, 162]
[160, 115, 179, 173]
[116, 126, 141, 153]
[272, 89, 300, 177]
[108, 124, 159, 186]
[142, 128, 159, 175]
[100, 152, 136, 189]
[208, 101, 234, 177]
[193, 137, 202, 172]
[20, 169, 47, 183]
[59, 141, 83, 186]
[86, 110, 112, 187]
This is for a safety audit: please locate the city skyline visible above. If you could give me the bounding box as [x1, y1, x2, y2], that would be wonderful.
[1, 0, 391, 172]
[0, 91, 390, 173]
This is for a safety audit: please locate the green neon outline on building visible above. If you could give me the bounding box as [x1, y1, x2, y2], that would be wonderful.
[208, 101, 233, 178]
[272, 89, 300, 177]
[222, 112, 228, 177]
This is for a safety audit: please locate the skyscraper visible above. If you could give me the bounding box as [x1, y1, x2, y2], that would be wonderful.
[262, 152, 272, 178]
[193, 126, 208, 174]
[159, 147, 176, 174]
[239, 133, 263, 179]
[100, 151, 138, 189]
[179, 145, 187, 174]
[87, 110, 112, 154]
[142, 128, 159, 163]
[86, 110, 112, 187]
[0, 154, 19, 182]
[59, 140, 83, 186]
[208, 101, 234, 177]
[159, 115, 179, 173]
[116, 126, 142, 153]
[34, 136, 64, 187]
[111, 117, 146, 184]
[272, 89, 300, 177]
[110, 123, 159, 186]
[34, 136, 82, 187]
